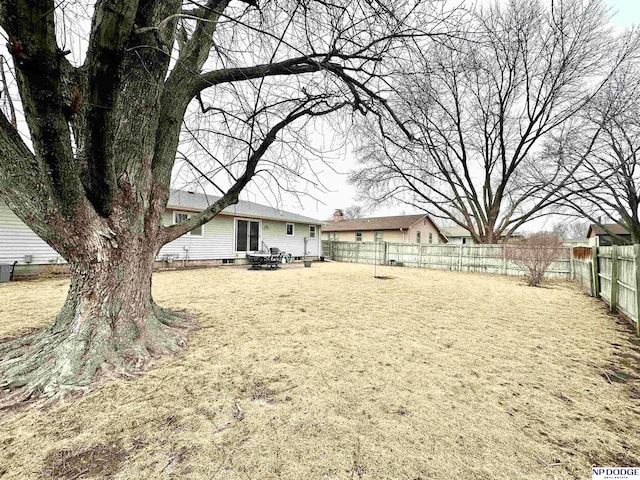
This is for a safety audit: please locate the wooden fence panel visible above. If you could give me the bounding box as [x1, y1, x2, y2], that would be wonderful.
[598, 247, 613, 304]
[327, 241, 386, 265]
[418, 244, 458, 270]
[615, 245, 637, 324]
[573, 259, 593, 295]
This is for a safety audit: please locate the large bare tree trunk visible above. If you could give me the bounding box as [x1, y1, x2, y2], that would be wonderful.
[0, 206, 195, 405]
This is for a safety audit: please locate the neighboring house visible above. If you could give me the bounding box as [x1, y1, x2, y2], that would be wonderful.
[586, 223, 632, 246]
[0, 189, 322, 275]
[440, 225, 525, 244]
[440, 226, 474, 245]
[323, 209, 446, 244]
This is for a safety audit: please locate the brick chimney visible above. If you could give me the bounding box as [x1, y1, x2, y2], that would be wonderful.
[333, 209, 344, 223]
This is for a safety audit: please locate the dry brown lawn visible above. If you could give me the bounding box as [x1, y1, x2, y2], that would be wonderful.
[0, 262, 639, 479]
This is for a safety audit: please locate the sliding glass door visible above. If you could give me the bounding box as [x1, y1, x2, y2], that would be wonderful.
[235, 219, 260, 252]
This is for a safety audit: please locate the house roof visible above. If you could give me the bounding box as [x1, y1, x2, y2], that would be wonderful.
[586, 223, 630, 237]
[323, 214, 428, 232]
[167, 189, 322, 225]
[440, 226, 472, 238]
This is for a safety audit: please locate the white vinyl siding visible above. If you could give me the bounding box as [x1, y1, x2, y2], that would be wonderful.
[158, 211, 234, 261]
[0, 202, 63, 265]
[262, 220, 320, 257]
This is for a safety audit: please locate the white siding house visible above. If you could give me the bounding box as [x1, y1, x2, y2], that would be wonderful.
[440, 226, 474, 245]
[0, 189, 322, 274]
[0, 202, 63, 266]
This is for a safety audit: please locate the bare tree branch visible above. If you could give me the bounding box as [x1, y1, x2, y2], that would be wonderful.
[351, 0, 627, 243]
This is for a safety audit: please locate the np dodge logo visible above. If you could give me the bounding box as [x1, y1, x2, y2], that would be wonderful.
[593, 468, 640, 479]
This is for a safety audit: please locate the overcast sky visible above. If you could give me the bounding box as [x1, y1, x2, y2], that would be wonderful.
[241, 0, 638, 225]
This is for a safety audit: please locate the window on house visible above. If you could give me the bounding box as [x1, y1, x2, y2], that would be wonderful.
[329, 232, 339, 241]
[416, 231, 421, 243]
[173, 211, 203, 236]
[286, 223, 294, 236]
[428, 233, 433, 244]
[309, 225, 316, 239]
[235, 219, 260, 252]
[355, 231, 363, 241]
[374, 231, 383, 242]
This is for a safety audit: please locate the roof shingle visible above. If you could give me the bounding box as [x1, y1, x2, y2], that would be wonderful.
[587, 223, 630, 236]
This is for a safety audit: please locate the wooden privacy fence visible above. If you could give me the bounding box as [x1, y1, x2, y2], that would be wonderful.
[322, 241, 572, 278]
[595, 245, 640, 335]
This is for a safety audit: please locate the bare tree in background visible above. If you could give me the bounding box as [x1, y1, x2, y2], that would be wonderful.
[343, 205, 367, 220]
[551, 220, 589, 240]
[504, 233, 566, 287]
[0, 0, 442, 406]
[548, 50, 640, 244]
[350, 0, 632, 244]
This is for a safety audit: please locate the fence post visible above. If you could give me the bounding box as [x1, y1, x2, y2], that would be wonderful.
[383, 241, 388, 265]
[610, 245, 618, 314]
[570, 247, 574, 280]
[579, 262, 583, 288]
[419, 244, 423, 268]
[458, 244, 463, 271]
[634, 244, 640, 335]
[592, 246, 600, 298]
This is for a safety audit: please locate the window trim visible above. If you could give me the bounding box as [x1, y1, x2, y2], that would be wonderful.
[173, 210, 204, 237]
[355, 231, 363, 242]
[374, 230, 383, 242]
[416, 231, 421, 244]
[286, 223, 295, 237]
[309, 225, 316, 239]
[233, 217, 262, 253]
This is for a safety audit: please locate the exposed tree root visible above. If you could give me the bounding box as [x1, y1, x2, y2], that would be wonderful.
[0, 302, 197, 410]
